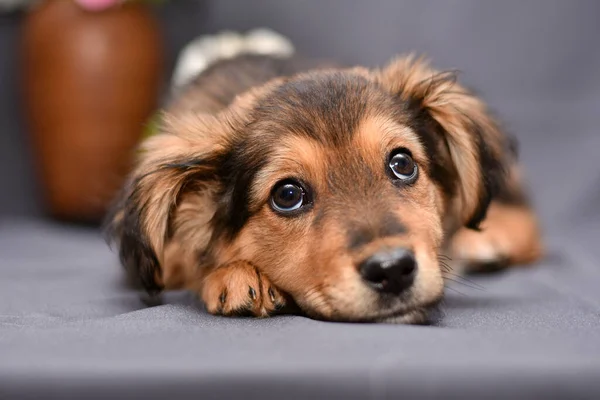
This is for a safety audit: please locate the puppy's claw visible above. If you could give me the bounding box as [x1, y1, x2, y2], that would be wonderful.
[268, 287, 276, 302]
[249, 286, 257, 300]
[201, 261, 286, 317]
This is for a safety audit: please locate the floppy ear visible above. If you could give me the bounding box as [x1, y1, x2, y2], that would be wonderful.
[377, 55, 515, 231]
[104, 111, 233, 293]
[105, 79, 280, 293]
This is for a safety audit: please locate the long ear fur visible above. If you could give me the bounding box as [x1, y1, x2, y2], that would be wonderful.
[104, 110, 236, 293]
[377, 54, 515, 231]
[104, 78, 281, 293]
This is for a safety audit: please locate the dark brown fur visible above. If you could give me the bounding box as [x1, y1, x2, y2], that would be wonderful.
[105, 54, 543, 323]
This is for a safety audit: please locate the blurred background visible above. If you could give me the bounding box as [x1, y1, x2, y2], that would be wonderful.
[1, 0, 599, 245]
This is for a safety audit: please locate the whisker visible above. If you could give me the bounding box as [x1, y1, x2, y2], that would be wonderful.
[444, 271, 486, 290]
[439, 262, 453, 273]
[444, 285, 468, 297]
[443, 276, 486, 292]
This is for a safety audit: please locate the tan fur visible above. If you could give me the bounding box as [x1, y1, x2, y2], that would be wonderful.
[376, 55, 505, 231]
[192, 113, 447, 321]
[108, 54, 543, 324]
[194, 260, 286, 317]
[160, 190, 217, 288]
[450, 203, 544, 270]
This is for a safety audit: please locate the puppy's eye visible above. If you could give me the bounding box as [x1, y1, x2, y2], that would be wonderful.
[388, 149, 418, 182]
[270, 180, 308, 213]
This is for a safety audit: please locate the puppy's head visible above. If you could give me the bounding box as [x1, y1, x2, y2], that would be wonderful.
[106, 55, 512, 323]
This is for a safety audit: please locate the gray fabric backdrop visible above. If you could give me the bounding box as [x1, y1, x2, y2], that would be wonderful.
[1, 1, 599, 398]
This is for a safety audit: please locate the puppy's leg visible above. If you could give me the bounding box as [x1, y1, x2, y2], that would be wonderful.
[197, 261, 287, 317]
[450, 201, 544, 272]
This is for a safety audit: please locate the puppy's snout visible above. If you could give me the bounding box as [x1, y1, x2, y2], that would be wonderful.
[359, 248, 417, 294]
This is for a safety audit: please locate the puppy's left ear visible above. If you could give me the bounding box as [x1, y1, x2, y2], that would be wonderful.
[377, 55, 516, 231]
[103, 108, 236, 293]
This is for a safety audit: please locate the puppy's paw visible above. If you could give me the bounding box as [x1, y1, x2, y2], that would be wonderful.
[201, 261, 286, 317]
[450, 204, 543, 273]
[450, 228, 510, 272]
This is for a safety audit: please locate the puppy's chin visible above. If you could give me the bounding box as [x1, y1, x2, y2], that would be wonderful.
[363, 293, 443, 324]
[297, 289, 443, 325]
[375, 308, 429, 324]
[374, 300, 443, 325]
[304, 305, 436, 325]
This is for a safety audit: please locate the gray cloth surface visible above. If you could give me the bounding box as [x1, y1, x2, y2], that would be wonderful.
[1, 221, 599, 400]
[1, 1, 600, 399]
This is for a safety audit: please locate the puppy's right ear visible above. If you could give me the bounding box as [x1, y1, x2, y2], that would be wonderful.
[104, 111, 231, 293]
[377, 55, 515, 232]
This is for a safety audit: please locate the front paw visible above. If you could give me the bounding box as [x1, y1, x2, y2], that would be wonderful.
[201, 261, 286, 317]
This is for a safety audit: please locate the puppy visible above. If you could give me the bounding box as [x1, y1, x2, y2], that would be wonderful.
[105, 53, 543, 324]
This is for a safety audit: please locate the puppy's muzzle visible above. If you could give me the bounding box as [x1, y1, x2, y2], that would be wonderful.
[359, 248, 417, 295]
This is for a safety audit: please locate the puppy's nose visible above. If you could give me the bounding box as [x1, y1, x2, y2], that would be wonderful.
[359, 248, 417, 294]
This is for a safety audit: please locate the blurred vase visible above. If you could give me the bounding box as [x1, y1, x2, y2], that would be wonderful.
[21, 0, 163, 223]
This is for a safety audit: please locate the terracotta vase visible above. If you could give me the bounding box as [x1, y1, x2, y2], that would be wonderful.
[22, 0, 163, 223]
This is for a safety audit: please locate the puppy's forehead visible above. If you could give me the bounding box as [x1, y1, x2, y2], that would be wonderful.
[249, 70, 424, 151]
[253, 71, 376, 146]
[251, 114, 425, 202]
[354, 115, 424, 161]
[247, 70, 428, 202]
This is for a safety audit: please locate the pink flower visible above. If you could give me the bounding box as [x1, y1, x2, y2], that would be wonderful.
[74, 0, 123, 11]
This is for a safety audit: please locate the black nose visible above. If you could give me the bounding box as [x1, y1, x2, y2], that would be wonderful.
[359, 248, 417, 294]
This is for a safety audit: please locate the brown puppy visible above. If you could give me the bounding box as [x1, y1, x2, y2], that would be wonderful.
[106, 54, 543, 323]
